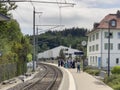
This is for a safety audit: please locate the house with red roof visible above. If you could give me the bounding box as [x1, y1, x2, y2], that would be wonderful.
[87, 10, 120, 68]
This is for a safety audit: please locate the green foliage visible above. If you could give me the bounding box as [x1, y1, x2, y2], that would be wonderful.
[104, 74, 120, 90]
[85, 69, 100, 76]
[111, 66, 120, 74]
[30, 27, 88, 56]
[0, 3, 32, 82]
[27, 53, 32, 62]
[59, 49, 65, 60]
[84, 67, 100, 76]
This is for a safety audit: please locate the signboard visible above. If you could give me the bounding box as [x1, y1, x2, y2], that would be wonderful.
[74, 52, 84, 55]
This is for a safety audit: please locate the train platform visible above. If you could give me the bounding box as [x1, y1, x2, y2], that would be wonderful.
[68, 69, 113, 90]
[46, 62, 113, 90]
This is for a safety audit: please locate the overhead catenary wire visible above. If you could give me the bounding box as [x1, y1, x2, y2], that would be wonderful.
[0, 0, 75, 6]
[56, 0, 63, 30]
[13, 8, 28, 23]
[29, 0, 34, 8]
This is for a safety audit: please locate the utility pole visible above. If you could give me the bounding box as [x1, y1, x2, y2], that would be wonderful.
[36, 26, 38, 61]
[33, 7, 43, 72]
[33, 7, 35, 72]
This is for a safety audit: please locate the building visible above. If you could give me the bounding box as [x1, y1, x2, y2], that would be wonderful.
[38, 45, 82, 60]
[87, 10, 120, 68]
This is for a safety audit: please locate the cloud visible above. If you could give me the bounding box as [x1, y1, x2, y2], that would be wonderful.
[10, 0, 120, 35]
[76, 0, 120, 8]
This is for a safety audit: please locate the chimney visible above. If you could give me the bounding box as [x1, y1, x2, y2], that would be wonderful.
[117, 10, 120, 18]
[93, 23, 99, 29]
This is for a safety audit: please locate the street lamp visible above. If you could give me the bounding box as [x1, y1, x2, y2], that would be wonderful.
[107, 20, 113, 77]
[108, 21, 110, 77]
[81, 41, 87, 71]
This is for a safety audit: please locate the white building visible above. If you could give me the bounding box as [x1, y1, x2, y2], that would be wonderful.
[87, 10, 120, 68]
[38, 45, 82, 60]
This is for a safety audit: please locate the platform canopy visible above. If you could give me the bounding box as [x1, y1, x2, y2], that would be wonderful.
[0, 13, 10, 21]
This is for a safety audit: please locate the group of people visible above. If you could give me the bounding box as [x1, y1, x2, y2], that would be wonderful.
[58, 59, 81, 72]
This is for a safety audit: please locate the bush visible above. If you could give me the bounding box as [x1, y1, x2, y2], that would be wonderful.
[111, 66, 120, 74]
[84, 67, 100, 76]
[104, 74, 120, 90]
[113, 85, 120, 90]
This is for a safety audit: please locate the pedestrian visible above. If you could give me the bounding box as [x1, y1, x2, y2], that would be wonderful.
[72, 60, 75, 68]
[58, 59, 61, 67]
[77, 61, 80, 72]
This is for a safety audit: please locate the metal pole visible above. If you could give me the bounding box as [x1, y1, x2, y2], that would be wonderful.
[108, 22, 110, 77]
[33, 7, 35, 72]
[36, 27, 38, 61]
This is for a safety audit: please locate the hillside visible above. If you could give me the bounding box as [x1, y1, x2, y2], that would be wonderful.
[32, 27, 88, 55]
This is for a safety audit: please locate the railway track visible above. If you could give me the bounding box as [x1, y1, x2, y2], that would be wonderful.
[8, 63, 63, 90]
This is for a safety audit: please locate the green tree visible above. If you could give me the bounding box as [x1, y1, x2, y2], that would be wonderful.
[59, 49, 65, 60]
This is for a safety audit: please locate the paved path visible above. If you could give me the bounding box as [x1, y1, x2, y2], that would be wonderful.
[68, 68, 113, 90]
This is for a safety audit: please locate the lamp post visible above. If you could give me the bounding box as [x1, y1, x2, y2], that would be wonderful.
[81, 41, 87, 71]
[108, 21, 111, 77]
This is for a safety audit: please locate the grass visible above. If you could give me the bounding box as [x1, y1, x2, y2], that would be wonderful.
[84, 66, 100, 76]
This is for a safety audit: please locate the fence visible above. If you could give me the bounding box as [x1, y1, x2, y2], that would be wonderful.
[0, 63, 17, 82]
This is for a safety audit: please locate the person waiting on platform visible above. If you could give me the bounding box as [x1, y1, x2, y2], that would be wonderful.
[77, 61, 80, 72]
[58, 59, 61, 67]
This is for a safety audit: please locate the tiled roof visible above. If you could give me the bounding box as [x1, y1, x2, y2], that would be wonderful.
[87, 10, 120, 35]
[95, 10, 120, 29]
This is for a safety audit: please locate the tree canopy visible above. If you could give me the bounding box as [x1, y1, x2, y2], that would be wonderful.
[0, 2, 32, 76]
[29, 27, 88, 56]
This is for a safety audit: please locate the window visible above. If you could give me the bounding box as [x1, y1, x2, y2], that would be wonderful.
[116, 58, 119, 64]
[104, 32, 113, 38]
[95, 56, 97, 65]
[89, 36, 91, 42]
[111, 20, 116, 27]
[110, 32, 113, 38]
[104, 43, 108, 50]
[93, 34, 95, 41]
[106, 58, 108, 64]
[89, 46, 91, 52]
[118, 44, 120, 50]
[96, 33, 99, 39]
[104, 32, 108, 38]
[90, 56, 92, 64]
[92, 45, 95, 51]
[118, 32, 120, 39]
[104, 43, 113, 50]
[110, 43, 113, 50]
[93, 56, 94, 64]
[96, 44, 99, 51]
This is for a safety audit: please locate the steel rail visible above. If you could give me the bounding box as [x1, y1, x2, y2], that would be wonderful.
[46, 65, 58, 90]
[23, 63, 60, 90]
[22, 65, 48, 90]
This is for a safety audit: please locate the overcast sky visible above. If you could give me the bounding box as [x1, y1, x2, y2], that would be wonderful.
[10, 0, 120, 35]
